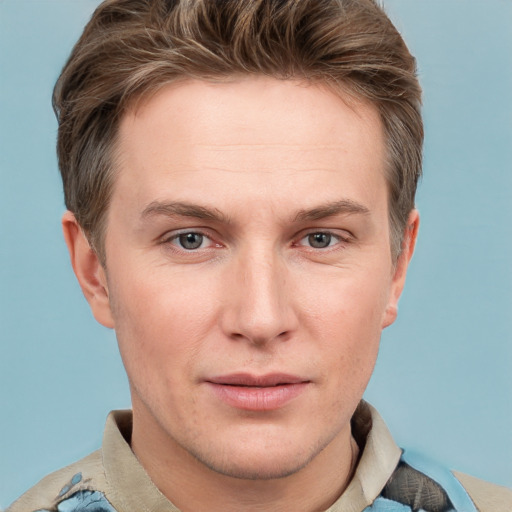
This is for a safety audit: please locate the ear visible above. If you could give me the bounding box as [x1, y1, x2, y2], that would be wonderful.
[62, 211, 115, 329]
[382, 209, 420, 328]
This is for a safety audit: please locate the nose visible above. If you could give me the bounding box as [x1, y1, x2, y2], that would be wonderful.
[220, 247, 298, 346]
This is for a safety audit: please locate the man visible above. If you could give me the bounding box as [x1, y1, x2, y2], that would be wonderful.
[7, 0, 511, 511]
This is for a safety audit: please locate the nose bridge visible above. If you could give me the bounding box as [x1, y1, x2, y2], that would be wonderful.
[223, 242, 295, 345]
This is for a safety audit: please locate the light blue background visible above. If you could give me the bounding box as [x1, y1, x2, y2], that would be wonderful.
[1, 0, 511, 506]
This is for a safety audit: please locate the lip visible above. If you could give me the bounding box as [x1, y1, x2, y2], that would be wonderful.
[205, 373, 310, 411]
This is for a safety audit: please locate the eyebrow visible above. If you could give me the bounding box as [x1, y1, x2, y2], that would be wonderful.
[141, 201, 229, 223]
[293, 200, 370, 222]
[140, 199, 370, 225]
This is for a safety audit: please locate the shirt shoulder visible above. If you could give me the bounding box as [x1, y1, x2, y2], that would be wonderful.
[6, 450, 116, 512]
[453, 471, 512, 512]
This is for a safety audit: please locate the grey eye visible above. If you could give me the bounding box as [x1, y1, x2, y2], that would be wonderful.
[178, 233, 204, 250]
[308, 233, 332, 248]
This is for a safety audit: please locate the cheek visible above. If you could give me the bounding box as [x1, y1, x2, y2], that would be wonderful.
[298, 267, 388, 386]
[108, 268, 219, 384]
[299, 264, 391, 335]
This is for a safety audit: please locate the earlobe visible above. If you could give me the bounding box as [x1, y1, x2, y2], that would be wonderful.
[382, 209, 420, 329]
[62, 211, 115, 329]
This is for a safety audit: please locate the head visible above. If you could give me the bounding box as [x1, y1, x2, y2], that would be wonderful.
[58, 0, 422, 491]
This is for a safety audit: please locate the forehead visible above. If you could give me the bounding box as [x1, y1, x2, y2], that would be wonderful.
[114, 77, 387, 216]
[121, 77, 382, 152]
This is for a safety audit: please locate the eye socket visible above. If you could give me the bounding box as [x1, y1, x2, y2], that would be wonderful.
[170, 232, 208, 250]
[298, 232, 344, 249]
[307, 233, 333, 248]
[159, 229, 224, 258]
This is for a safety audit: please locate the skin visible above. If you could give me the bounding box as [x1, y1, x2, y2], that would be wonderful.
[63, 77, 418, 512]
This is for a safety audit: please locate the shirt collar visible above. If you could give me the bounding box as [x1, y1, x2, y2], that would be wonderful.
[326, 401, 402, 511]
[102, 410, 180, 512]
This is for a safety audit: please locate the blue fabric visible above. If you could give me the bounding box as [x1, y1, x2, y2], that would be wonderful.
[35, 474, 116, 512]
[364, 497, 413, 511]
[55, 491, 116, 512]
[401, 450, 477, 511]
[363, 450, 478, 512]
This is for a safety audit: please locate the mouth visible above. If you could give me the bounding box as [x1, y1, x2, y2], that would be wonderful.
[205, 373, 310, 411]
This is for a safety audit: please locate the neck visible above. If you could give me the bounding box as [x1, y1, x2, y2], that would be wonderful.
[131, 404, 360, 512]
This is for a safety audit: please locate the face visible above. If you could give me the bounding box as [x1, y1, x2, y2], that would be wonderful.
[69, 77, 416, 481]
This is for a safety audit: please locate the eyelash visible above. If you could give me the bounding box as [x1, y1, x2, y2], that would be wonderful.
[161, 230, 219, 251]
[294, 231, 352, 251]
[160, 229, 351, 253]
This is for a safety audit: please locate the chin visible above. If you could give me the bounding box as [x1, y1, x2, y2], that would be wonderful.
[195, 449, 315, 481]
[185, 427, 334, 481]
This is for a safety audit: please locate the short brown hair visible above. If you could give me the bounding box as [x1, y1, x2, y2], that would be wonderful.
[53, 0, 422, 262]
